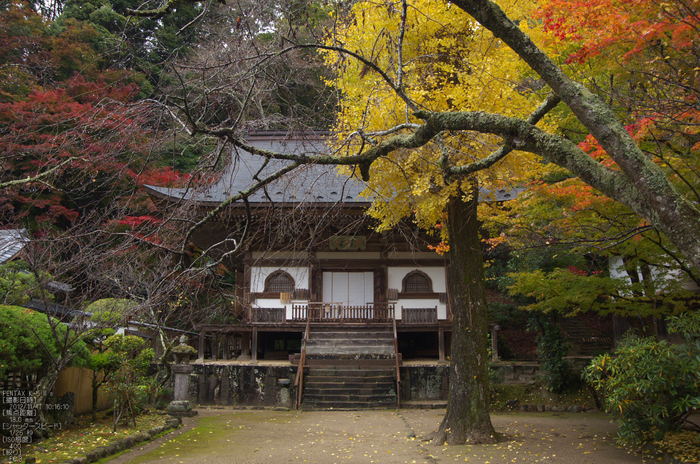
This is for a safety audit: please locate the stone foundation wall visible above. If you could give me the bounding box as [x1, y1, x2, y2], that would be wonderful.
[181, 362, 563, 407]
[188, 364, 297, 407]
[491, 359, 590, 385]
[399, 365, 449, 401]
[185, 364, 454, 407]
[491, 363, 541, 384]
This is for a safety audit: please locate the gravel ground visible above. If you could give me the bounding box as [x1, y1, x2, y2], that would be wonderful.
[104, 408, 654, 464]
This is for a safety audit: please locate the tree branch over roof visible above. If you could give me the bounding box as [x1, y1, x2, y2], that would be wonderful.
[126, 0, 700, 272]
[180, 159, 299, 256]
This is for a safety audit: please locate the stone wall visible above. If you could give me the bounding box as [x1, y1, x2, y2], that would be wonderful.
[186, 364, 454, 407]
[399, 365, 449, 401]
[183, 362, 563, 407]
[491, 359, 591, 385]
[491, 363, 541, 384]
[188, 364, 296, 407]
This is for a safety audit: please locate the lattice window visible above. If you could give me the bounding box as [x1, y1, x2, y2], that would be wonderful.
[264, 271, 295, 293]
[402, 270, 433, 293]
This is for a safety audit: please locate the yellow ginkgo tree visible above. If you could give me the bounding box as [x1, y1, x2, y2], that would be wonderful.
[325, 0, 545, 232]
[322, 0, 550, 445]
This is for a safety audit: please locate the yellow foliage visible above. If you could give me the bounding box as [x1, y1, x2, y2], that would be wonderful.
[324, 0, 548, 233]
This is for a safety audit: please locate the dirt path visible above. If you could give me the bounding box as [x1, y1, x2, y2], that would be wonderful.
[104, 408, 653, 464]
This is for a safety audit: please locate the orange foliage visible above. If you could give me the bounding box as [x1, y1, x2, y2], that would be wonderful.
[536, 0, 699, 65]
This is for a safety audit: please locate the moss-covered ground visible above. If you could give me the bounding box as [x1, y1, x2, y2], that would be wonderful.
[8, 411, 169, 464]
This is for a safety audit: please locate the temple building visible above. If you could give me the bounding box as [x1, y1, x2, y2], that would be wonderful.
[146, 131, 516, 408]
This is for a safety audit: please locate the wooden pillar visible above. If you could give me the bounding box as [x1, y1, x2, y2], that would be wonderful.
[235, 267, 245, 319]
[222, 334, 229, 360]
[491, 325, 500, 363]
[444, 264, 453, 321]
[438, 327, 445, 362]
[212, 333, 218, 362]
[239, 332, 251, 359]
[243, 254, 252, 321]
[251, 327, 258, 362]
[198, 329, 205, 362]
[311, 266, 322, 303]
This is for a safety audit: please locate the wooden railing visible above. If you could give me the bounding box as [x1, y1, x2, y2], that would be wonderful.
[392, 317, 401, 409]
[250, 304, 446, 324]
[402, 306, 438, 323]
[294, 318, 311, 409]
[292, 303, 395, 322]
[250, 307, 285, 323]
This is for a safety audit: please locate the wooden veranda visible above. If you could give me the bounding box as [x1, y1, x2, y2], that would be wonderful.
[194, 303, 450, 363]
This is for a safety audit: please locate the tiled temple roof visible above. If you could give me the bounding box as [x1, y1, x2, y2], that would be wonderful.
[145, 132, 522, 207]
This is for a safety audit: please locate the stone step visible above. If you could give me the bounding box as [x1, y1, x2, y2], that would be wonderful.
[310, 331, 393, 340]
[304, 385, 395, 395]
[310, 337, 392, 343]
[301, 398, 397, 410]
[303, 392, 396, 402]
[304, 358, 397, 368]
[306, 338, 393, 346]
[306, 368, 395, 377]
[299, 326, 399, 410]
[304, 377, 395, 386]
[306, 375, 395, 383]
[306, 346, 395, 356]
[292, 354, 400, 367]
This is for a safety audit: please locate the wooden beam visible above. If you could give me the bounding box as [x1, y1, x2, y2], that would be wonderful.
[438, 327, 445, 362]
[240, 332, 251, 359]
[222, 334, 229, 360]
[243, 258, 447, 267]
[491, 325, 500, 363]
[198, 330, 205, 363]
[235, 267, 245, 318]
[251, 327, 258, 362]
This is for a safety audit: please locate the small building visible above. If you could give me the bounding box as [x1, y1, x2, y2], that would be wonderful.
[0, 228, 29, 264]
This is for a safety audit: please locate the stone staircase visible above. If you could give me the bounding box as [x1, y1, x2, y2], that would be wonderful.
[299, 326, 399, 410]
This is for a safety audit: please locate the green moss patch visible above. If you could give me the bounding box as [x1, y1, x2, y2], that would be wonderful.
[21, 412, 169, 464]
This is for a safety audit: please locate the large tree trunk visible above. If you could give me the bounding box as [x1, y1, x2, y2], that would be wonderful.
[431, 183, 496, 445]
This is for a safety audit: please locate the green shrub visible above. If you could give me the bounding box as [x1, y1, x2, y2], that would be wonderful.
[584, 314, 700, 445]
[103, 334, 155, 430]
[0, 305, 88, 379]
[0, 261, 37, 306]
[529, 315, 573, 393]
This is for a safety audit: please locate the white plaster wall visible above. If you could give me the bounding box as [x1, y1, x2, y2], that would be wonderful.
[387, 267, 446, 292]
[251, 299, 309, 319]
[394, 300, 447, 320]
[250, 266, 309, 293]
[252, 298, 285, 309]
[388, 267, 447, 319]
[250, 265, 451, 320]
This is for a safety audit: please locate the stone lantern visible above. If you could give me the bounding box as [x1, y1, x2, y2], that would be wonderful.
[167, 335, 198, 417]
